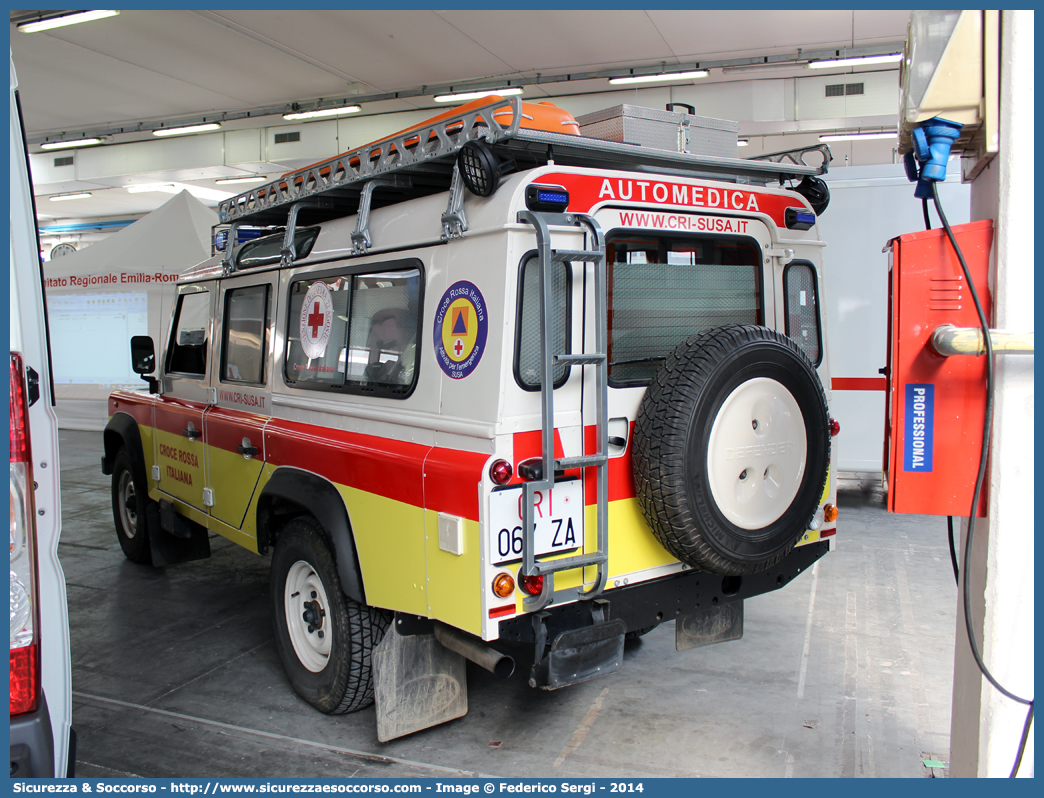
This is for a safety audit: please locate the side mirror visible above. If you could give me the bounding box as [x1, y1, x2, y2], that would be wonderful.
[130, 336, 159, 394]
[130, 335, 155, 375]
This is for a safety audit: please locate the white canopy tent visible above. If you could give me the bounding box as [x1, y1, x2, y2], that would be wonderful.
[43, 191, 217, 430]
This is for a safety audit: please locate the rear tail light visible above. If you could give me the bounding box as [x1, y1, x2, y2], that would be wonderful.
[519, 573, 544, 596]
[10, 353, 40, 716]
[489, 459, 513, 485]
[823, 504, 839, 523]
[829, 418, 841, 437]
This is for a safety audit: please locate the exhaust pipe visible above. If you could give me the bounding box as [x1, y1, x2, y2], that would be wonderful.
[434, 622, 514, 678]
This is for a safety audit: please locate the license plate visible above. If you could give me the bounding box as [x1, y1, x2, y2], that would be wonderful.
[488, 479, 584, 566]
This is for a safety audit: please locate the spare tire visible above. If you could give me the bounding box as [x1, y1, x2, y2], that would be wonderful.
[633, 325, 829, 575]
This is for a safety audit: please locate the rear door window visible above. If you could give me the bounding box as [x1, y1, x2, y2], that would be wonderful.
[606, 233, 763, 385]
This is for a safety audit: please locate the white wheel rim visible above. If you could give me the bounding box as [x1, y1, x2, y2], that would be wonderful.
[118, 471, 138, 539]
[284, 560, 332, 673]
[706, 377, 807, 530]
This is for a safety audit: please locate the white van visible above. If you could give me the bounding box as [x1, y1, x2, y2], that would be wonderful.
[9, 53, 75, 777]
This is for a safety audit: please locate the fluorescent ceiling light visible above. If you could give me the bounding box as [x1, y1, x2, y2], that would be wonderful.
[153, 123, 222, 137]
[49, 192, 92, 202]
[18, 10, 119, 33]
[214, 175, 268, 185]
[283, 105, 361, 121]
[819, 131, 896, 142]
[808, 53, 902, 69]
[39, 138, 103, 150]
[609, 70, 709, 85]
[434, 87, 523, 103]
[737, 139, 749, 147]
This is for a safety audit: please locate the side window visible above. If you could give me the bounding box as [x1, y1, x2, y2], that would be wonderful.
[284, 264, 422, 397]
[166, 290, 210, 376]
[783, 261, 822, 365]
[236, 227, 319, 269]
[606, 233, 763, 386]
[514, 254, 571, 390]
[222, 284, 270, 384]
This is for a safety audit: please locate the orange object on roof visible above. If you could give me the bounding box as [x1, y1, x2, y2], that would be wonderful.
[280, 96, 579, 182]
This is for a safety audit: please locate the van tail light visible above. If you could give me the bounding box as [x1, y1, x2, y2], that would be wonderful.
[10, 353, 40, 716]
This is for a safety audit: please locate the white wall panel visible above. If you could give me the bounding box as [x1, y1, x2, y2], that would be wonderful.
[796, 70, 899, 120]
[225, 128, 262, 164]
[264, 120, 339, 166]
[76, 133, 225, 179]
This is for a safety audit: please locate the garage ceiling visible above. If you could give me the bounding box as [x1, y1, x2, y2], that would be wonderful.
[12, 9, 910, 223]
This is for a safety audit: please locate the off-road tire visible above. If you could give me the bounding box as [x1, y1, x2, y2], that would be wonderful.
[111, 449, 152, 564]
[633, 325, 830, 575]
[270, 517, 391, 714]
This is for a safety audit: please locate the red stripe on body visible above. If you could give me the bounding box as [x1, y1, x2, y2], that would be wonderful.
[109, 391, 155, 426]
[422, 446, 490, 520]
[205, 406, 268, 453]
[265, 419, 427, 508]
[264, 418, 488, 519]
[832, 377, 887, 391]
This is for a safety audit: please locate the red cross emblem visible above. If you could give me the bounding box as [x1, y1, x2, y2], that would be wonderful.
[453, 338, 465, 357]
[307, 302, 325, 337]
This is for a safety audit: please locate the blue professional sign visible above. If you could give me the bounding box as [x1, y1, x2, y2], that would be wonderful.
[903, 383, 934, 472]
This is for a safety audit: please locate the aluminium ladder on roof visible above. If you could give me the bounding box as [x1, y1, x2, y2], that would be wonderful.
[217, 96, 829, 231]
[517, 210, 609, 612]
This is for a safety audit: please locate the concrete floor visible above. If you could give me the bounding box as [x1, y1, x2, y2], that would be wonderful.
[57, 430, 956, 778]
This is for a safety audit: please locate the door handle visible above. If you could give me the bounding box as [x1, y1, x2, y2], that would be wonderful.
[182, 427, 201, 440]
[236, 438, 258, 458]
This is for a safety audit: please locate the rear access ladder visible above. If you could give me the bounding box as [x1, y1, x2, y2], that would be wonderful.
[517, 210, 608, 612]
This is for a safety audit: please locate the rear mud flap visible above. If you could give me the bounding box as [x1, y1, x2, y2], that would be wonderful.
[530, 619, 626, 690]
[147, 502, 211, 567]
[372, 629, 467, 743]
[676, 600, 743, 652]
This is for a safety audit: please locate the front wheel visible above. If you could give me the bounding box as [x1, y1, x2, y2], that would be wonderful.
[270, 517, 391, 714]
[111, 449, 152, 564]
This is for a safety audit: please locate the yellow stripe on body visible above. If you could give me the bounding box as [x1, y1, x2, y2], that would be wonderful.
[205, 445, 265, 529]
[341, 485, 428, 616]
[152, 428, 206, 508]
[424, 512, 482, 636]
[512, 497, 677, 612]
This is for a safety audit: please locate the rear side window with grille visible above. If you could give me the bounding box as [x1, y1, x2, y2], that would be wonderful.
[606, 233, 763, 385]
[515, 254, 571, 390]
[783, 261, 822, 365]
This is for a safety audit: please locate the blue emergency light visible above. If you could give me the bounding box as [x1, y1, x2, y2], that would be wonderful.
[525, 184, 570, 213]
[784, 207, 816, 231]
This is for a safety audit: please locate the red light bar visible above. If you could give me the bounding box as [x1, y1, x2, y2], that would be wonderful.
[10, 644, 39, 716]
[10, 354, 30, 464]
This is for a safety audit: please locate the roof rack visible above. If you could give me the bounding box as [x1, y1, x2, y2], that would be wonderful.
[218, 96, 829, 229]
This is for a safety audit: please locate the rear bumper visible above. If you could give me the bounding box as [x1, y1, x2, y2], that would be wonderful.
[10, 693, 54, 778]
[498, 539, 830, 644]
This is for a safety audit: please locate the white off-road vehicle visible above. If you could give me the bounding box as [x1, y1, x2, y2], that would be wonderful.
[103, 96, 839, 740]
